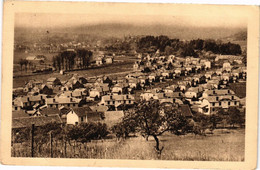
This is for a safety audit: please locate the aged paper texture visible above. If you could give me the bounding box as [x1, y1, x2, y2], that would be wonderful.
[1, 1, 259, 169]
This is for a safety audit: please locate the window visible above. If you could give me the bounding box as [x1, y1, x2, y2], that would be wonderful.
[129, 100, 131, 103]
[231, 96, 234, 100]
[212, 108, 215, 111]
[235, 101, 237, 105]
[67, 104, 70, 107]
[219, 102, 221, 106]
[107, 101, 110, 105]
[50, 104, 53, 107]
[15, 107, 17, 110]
[81, 117, 84, 122]
[216, 97, 219, 101]
[228, 102, 231, 105]
[212, 103, 215, 106]
[75, 122, 78, 125]
[113, 101, 115, 104]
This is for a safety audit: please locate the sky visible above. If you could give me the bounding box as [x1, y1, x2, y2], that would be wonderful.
[15, 10, 247, 29]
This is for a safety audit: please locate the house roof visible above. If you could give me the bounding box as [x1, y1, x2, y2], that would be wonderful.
[90, 105, 109, 112]
[71, 107, 93, 117]
[12, 114, 62, 129]
[39, 107, 60, 116]
[59, 106, 71, 115]
[46, 96, 81, 104]
[71, 107, 102, 121]
[47, 77, 58, 82]
[12, 110, 30, 118]
[102, 94, 134, 101]
[204, 89, 235, 96]
[180, 104, 193, 117]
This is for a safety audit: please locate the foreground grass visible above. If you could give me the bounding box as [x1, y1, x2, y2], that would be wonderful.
[12, 129, 244, 161]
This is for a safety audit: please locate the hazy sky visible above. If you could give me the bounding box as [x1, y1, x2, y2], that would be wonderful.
[15, 13, 247, 29]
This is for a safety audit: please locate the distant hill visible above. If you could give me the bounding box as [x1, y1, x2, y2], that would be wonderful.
[232, 31, 247, 41]
[15, 23, 247, 43]
[222, 31, 247, 41]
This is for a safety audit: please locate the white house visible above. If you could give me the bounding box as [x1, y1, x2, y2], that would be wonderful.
[89, 88, 101, 98]
[204, 61, 211, 69]
[112, 84, 123, 94]
[140, 91, 156, 101]
[223, 62, 232, 72]
[66, 107, 102, 125]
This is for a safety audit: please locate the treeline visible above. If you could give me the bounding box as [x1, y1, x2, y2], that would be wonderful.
[52, 49, 93, 71]
[137, 35, 242, 57]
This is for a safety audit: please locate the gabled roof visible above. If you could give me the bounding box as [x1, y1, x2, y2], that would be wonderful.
[12, 110, 30, 118]
[47, 77, 59, 82]
[71, 107, 103, 122]
[90, 105, 109, 112]
[72, 107, 93, 117]
[39, 107, 60, 116]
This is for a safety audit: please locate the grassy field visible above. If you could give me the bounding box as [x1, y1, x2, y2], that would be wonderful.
[13, 61, 134, 88]
[12, 128, 245, 161]
[13, 51, 57, 64]
[229, 82, 246, 98]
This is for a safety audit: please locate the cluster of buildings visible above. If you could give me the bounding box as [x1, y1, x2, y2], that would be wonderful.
[12, 52, 246, 130]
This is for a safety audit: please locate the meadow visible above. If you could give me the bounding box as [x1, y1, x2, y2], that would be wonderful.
[13, 60, 135, 88]
[12, 128, 245, 161]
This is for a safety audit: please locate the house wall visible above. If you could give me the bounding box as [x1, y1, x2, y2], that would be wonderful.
[67, 110, 79, 125]
[185, 91, 197, 99]
[200, 99, 211, 115]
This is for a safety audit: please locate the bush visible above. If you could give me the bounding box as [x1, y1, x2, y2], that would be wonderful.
[67, 122, 109, 143]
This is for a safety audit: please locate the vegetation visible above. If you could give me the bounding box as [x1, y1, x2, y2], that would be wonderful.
[52, 49, 93, 71]
[136, 36, 242, 57]
[112, 100, 190, 156]
[11, 128, 245, 161]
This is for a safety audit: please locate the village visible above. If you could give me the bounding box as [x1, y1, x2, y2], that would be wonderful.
[12, 50, 246, 129]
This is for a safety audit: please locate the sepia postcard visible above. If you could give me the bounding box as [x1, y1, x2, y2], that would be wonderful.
[1, 1, 259, 169]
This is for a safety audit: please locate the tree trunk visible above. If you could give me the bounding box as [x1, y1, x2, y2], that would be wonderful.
[153, 135, 160, 151]
[153, 135, 164, 159]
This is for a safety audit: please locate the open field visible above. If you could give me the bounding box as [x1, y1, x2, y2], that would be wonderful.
[13, 61, 135, 88]
[12, 128, 244, 161]
[13, 51, 57, 64]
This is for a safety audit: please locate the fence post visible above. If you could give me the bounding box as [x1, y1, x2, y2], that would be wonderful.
[64, 136, 67, 158]
[31, 124, 35, 157]
[50, 131, 53, 158]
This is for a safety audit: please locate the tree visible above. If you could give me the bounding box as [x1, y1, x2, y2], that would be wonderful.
[67, 122, 108, 143]
[115, 100, 188, 157]
[122, 87, 129, 94]
[142, 67, 151, 73]
[103, 77, 113, 87]
[227, 107, 242, 128]
[165, 46, 175, 56]
[19, 59, 24, 71]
